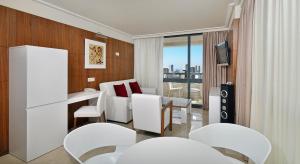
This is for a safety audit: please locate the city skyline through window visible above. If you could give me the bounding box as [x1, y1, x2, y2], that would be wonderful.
[163, 34, 203, 108]
[163, 44, 203, 73]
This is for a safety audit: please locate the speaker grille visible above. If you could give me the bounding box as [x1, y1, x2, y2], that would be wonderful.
[221, 90, 228, 98]
[221, 111, 228, 119]
[220, 84, 235, 123]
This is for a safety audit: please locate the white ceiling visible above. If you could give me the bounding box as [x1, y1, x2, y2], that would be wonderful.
[41, 0, 234, 36]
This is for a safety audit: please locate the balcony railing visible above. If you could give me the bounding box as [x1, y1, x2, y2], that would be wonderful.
[163, 72, 203, 105]
[163, 72, 203, 83]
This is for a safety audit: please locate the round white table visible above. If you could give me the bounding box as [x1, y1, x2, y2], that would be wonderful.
[116, 137, 233, 164]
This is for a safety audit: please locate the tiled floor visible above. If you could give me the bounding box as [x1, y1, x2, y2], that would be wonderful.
[0, 108, 244, 164]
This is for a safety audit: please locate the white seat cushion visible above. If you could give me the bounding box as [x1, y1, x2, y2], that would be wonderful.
[170, 87, 182, 90]
[74, 106, 100, 118]
[84, 152, 122, 164]
[191, 88, 201, 92]
[226, 156, 245, 164]
[84, 146, 130, 164]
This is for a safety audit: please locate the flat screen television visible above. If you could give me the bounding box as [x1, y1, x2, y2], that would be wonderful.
[215, 41, 230, 66]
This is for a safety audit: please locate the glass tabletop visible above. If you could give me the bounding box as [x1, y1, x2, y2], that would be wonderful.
[162, 96, 192, 108]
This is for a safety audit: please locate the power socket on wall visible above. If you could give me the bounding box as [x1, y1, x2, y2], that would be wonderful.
[87, 77, 95, 82]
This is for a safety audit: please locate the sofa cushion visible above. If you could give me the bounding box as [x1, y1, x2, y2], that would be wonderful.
[129, 81, 142, 94]
[113, 83, 128, 97]
[100, 79, 136, 97]
[123, 80, 133, 96]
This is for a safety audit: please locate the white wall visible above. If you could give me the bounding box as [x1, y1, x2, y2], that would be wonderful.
[0, 0, 133, 43]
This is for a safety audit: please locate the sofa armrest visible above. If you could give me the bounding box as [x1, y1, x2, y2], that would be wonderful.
[141, 88, 157, 95]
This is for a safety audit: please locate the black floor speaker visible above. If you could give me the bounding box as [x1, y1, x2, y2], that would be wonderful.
[220, 84, 235, 123]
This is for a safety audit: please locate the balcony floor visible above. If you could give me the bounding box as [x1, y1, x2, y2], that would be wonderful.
[163, 82, 203, 105]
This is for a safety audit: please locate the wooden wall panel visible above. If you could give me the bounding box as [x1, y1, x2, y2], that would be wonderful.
[0, 5, 134, 155]
[15, 11, 32, 46]
[0, 46, 9, 157]
[0, 81, 9, 156]
[227, 19, 239, 85]
[0, 47, 8, 83]
[0, 6, 7, 47]
[6, 10, 32, 47]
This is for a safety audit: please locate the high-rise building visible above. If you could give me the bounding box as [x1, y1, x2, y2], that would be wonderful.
[193, 65, 201, 72]
[170, 64, 174, 72]
[195, 65, 201, 72]
[163, 68, 169, 73]
[190, 67, 196, 72]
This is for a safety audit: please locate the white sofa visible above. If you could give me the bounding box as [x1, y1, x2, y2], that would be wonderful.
[99, 79, 156, 123]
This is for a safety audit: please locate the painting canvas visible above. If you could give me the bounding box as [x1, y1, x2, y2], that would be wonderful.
[85, 39, 106, 69]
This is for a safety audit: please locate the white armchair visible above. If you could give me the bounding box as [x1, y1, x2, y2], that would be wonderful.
[189, 123, 272, 164]
[64, 123, 136, 164]
[131, 94, 173, 136]
[100, 79, 156, 123]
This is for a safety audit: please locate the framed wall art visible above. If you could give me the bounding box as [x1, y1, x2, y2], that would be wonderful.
[85, 38, 106, 69]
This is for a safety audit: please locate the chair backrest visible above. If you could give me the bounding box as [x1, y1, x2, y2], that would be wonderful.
[64, 123, 136, 163]
[168, 82, 173, 89]
[189, 123, 271, 164]
[131, 94, 162, 133]
[96, 91, 106, 115]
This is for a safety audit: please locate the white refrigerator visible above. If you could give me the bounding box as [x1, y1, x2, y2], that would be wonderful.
[209, 87, 221, 124]
[9, 45, 68, 162]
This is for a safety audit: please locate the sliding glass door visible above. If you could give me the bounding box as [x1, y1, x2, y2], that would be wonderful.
[189, 35, 203, 106]
[163, 36, 189, 100]
[163, 34, 203, 107]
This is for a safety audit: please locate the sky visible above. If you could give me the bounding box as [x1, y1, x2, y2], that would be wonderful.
[163, 44, 203, 72]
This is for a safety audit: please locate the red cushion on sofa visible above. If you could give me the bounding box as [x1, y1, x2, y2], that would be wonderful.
[113, 83, 128, 97]
[129, 81, 143, 94]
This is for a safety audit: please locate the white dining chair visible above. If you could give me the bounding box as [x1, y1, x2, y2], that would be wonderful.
[73, 91, 106, 128]
[189, 123, 271, 164]
[64, 123, 136, 164]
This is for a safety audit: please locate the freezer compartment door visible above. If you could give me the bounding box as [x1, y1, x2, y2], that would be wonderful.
[26, 102, 67, 161]
[26, 46, 67, 108]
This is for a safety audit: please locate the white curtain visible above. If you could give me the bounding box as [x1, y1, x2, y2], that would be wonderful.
[251, 0, 300, 163]
[134, 37, 164, 95]
[235, 0, 255, 127]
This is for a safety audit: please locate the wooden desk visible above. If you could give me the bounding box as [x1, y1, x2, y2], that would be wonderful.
[68, 91, 100, 104]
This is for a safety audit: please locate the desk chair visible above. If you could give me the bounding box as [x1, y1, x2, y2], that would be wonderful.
[73, 91, 106, 128]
